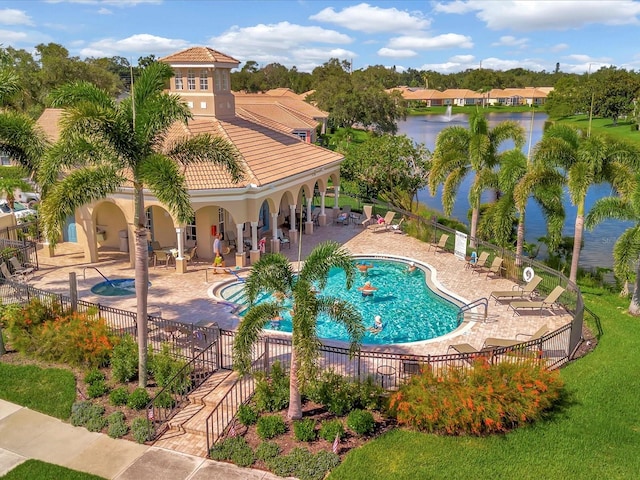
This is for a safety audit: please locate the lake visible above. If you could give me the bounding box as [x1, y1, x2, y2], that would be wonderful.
[397, 111, 628, 270]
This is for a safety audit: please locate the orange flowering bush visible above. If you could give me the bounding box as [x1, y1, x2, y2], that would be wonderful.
[4, 298, 114, 367]
[389, 358, 564, 436]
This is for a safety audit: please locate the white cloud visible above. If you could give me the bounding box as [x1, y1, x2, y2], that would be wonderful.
[564, 53, 611, 64]
[0, 29, 29, 43]
[0, 9, 34, 26]
[450, 54, 475, 63]
[420, 54, 550, 73]
[378, 48, 418, 58]
[98, 8, 113, 15]
[310, 3, 430, 33]
[388, 33, 473, 50]
[79, 34, 190, 57]
[491, 35, 528, 47]
[435, 0, 640, 31]
[549, 43, 569, 52]
[45, 0, 161, 5]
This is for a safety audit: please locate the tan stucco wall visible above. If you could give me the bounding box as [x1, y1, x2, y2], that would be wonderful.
[95, 202, 127, 249]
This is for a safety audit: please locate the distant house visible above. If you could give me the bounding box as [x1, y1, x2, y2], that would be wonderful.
[37, 47, 345, 271]
[394, 86, 552, 107]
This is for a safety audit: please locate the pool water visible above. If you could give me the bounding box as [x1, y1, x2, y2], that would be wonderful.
[91, 279, 148, 296]
[220, 259, 460, 344]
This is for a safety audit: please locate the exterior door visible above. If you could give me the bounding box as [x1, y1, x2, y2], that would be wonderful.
[63, 215, 77, 242]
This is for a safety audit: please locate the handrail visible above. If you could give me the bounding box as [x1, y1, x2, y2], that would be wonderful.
[457, 297, 488, 325]
[82, 266, 113, 286]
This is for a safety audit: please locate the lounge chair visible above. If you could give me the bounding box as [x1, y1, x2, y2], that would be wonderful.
[0, 262, 22, 282]
[389, 217, 405, 233]
[373, 211, 395, 231]
[360, 205, 374, 228]
[508, 285, 566, 316]
[9, 256, 35, 279]
[427, 233, 449, 253]
[482, 257, 504, 279]
[277, 229, 290, 249]
[468, 251, 489, 272]
[482, 325, 550, 348]
[489, 275, 542, 304]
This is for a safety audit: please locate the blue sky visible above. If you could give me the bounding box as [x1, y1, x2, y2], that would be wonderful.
[1, 0, 640, 74]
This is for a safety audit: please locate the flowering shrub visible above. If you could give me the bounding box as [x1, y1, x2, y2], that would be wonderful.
[389, 358, 564, 436]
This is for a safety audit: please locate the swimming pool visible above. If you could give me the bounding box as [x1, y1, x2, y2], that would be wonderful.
[219, 258, 461, 344]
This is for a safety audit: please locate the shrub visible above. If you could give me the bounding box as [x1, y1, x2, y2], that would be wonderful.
[319, 419, 345, 442]
[293, 418, 317, 442]
[148, 344, 192, 392]
[253, 361, 289, 412]
[256, 414, 287, 440]
[70, 401, 105, 430]
[154, 391, 175, 409]
[209, 436, 255, 467]
[84, 368, 105, 385]
[237, 403, 259, 426]
[109, 387, 129, 406]
[389, 357, 565, 436]
[267, 447, 340, 480]
[131, 418, 154, 444]
[107, 412, 128, 439]
[347, 409, 375, 436]
[127, 388, 150, 410]
[111, 335, 138, 383]
[87, 379, 109, 399]
[255, 441, 280, 462]
[307, 371, 384, 416]
[85, 414, 107, 432]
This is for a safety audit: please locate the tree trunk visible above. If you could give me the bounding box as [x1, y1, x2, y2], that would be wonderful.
[134, 186, 149, 387]
[629, 256, 640, 315]
[515, 209, 525, 267]
[0, 325, 6, 356]
[287, 347, 303, 420]
[469, 204, 479, 248]
[569, 202, 584, 284]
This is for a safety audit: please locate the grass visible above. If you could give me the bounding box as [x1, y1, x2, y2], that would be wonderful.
[0, 362, 76, 420]
[0, 459, 105, 480]
[329, 287, 640, 479]
[555, 115, 640, 143]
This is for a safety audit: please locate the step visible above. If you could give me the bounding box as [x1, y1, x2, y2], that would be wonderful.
[154, 430, 209, 457]
[181, 404, 215, 436]
[201, 371, 240, 406]
[166, 402, 204, 431]
[187, 369, 233, 405]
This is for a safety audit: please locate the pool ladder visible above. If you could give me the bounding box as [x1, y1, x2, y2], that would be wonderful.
[82, 266, 114, 286]
[457, 297, 492, 325]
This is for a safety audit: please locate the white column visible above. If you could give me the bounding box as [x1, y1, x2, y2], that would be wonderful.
[175, 227, 184, 259]
[271, 213, 279, 241]
[305, 198, 314, 234]
[333, 185, 340, 211]
[320, 191, 326, 215]
[289, 204, 297, 232]
[235, 224, 243, 254]
[306, 198, 312, 220]
[251, 221, 259, 251]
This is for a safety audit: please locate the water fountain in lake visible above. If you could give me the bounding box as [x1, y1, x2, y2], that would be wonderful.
[436, 105, 464, 123]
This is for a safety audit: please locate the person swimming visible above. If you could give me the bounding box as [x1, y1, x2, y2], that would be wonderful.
[357, 262, 374, 275]
[358, 281, 378, 297]
[407, 261, 417, 273]
[367, 315, 384, 334]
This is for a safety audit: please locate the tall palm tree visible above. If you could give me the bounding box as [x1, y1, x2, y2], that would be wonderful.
[233, 241, 364, 420]
[478, 149, 564, 254]
[38, 62, 244, 386]
[429, 110, 525, 247]
[530, 124, 636, 284]
[585, 176, 640, 314]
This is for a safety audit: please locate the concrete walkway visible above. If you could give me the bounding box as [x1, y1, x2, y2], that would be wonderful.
[0, 400, 284, 479]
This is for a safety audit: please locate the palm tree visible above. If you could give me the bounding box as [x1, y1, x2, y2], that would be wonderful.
[478, 149, 564, 254]
[585, 177, 640, 314]
[233, 241, 365, 420]
[38, 62, 244, 386]
[429, 110, 525, 247]
[530, 124, 636, 284]
[0, 177, 33, 209]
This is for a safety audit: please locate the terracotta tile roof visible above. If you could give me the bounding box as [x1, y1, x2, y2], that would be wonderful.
[159, 47, 239, 65]
[234, 92, 328, 120]
[443, 89, 482, 99]
[36, 108, 64, 143]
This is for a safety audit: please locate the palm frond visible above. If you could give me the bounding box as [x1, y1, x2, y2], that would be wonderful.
[49, 81, 115, 110]
[613, 227, 640, 282]
[490, 120, 526, 150]
[233, 301, 280, 373]
[585, 197, 635, 229]
[317, 296, 364, 355]
[0, 111, 49, 173]
[300, 241, 356, 290]
[441, 167, 467, 216]
[244, 254, 294, 304]
[567, 161, 593, 206]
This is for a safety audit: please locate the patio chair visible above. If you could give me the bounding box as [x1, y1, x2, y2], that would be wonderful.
[374, 211, 396, 231]
[427, 233, 449, 253]
[482, 325, 550, 348]
[183, 246, 197, 264]
[8, 256, 35, 279]
[389, 217, 405, 234]
[277, 229, 290, 249]
[469, 251, 490, 273]
[482, 257, 504, 279]
[153, 250, 172, 267]
[151, 240, 162, 251]
[358, 205, 373, 228]
[508, 286, 566, 316]
[489, 275, 542, 304]
[225, 231, 237, 250]
[311, 209, 320, 226]
[0, 262, 22, 282]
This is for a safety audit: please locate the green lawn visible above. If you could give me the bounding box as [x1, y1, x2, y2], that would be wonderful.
[556, 115, 640, 143]
[0, 460, 105, 480]
[330, 288, 640, 479]
[0, 362, 76, 420]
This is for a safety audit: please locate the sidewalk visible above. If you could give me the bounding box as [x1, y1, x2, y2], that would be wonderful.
[0, 400, 284, 480]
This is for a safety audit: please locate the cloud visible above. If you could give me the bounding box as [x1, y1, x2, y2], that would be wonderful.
[388, 33, 473, 50]
[0, 29, 30, 43]
[378, 48, 418, 58]
[97, 8, 113, 15]
[420, 54, 550, 73]
[45, 0, 161, 5]
[79, 33, 190, 57]
[491, 35, 528, 47]
[549, 43, 569, 52]
[0, 9, 34, 26]
[434, 0, 640, 31]
[310, 2, 430, 33]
